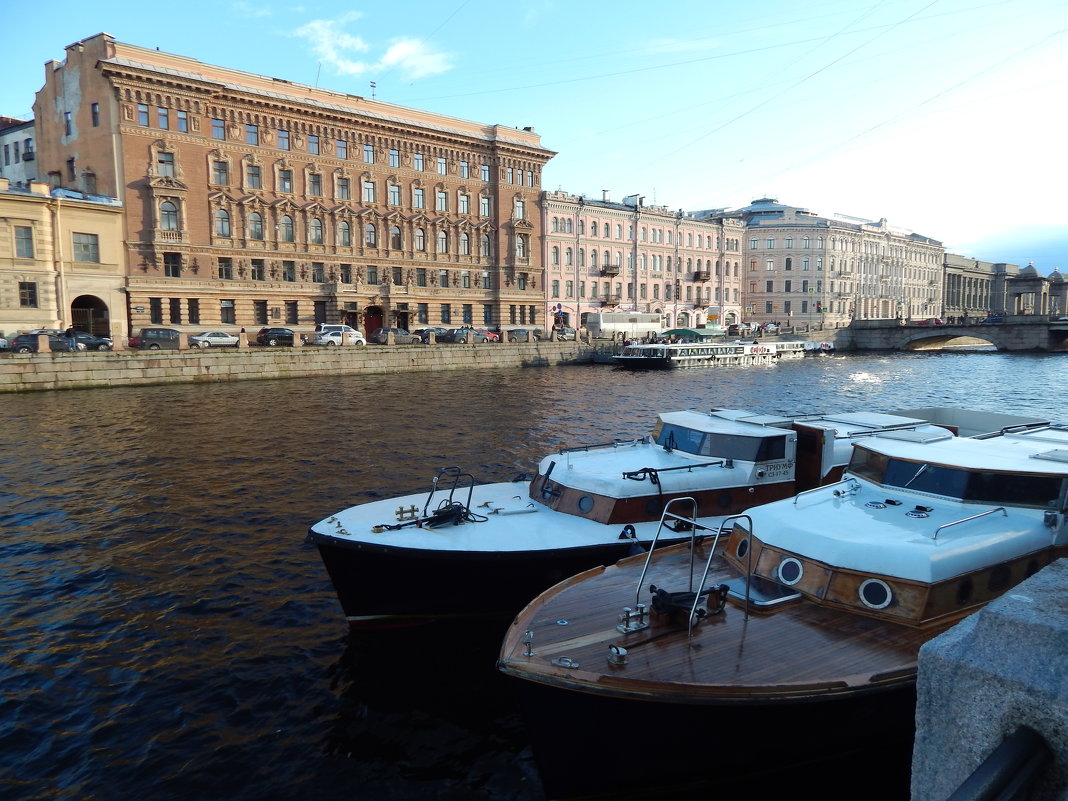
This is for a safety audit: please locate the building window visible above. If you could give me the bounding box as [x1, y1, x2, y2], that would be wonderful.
[338, 178, 350, 200]
[514, 199, 525, 219]
[416, 268, 427, 287]
[249, 212, 263, 240]
[279, 215, 294, 242]
[362, 144, 374, 163]
[247, 165, 262, 189]
[551, 280, 560, 298]
[367, 265, 379, 284]
[436, 156, 447, 175]
[413, 188, 425, 209]
[164, 253, 182, 278]
[252, 259, 265, 281]
[309, 218, 324, 245]
[338, 221, 351, 246]
[137, 104, 149, 126]
[362, 181, 375, 203]
[169, 298, 182, 323]
[414, 153, 424, 171]
[482, 270, 492, 290]
[415, 228, 426, 251]
[312, 263, 325, 282]
[218, 258, 233, 280]
[282, 261, 296, 281]
[309, 174, 322, 197]
[418, 303, 429, 324]
[278, 129, 290, 150]
[177, 110, 188, 132]
[18, 281, 38, 308]
[308, 135, 319, 155]
[481, 234, 491, 257]
[213, 161, 229, 185]
[438, 270, 449, 288]
[161, 201, 180, 231]
[364, 223, 377, 247]
[460, 161, 469, 178]
[340, 264, 352, 283]
[437, 231, 448, 253]
[157, 107, 169, 129]
[480, 196, 490, 216]
[436, 190, 447, 211]
[392, 267, 403, 285]
[148, 297, 162, 323]
[460, 232, 470, 255]
[336, 140, 348, 159]
[214, 209, 230, 237]
[516, 234, 528, 259]
[254, 300, 268, 324]
[459, 194, 470, 214]
[285, 301, 298, 324]
[441, 304, 451, 324]
[477, 164, 488, 181]
[15, 227, 33, 258]
[390, 226, 402, 249]
[278, 169, 293, 193]
[389, 149, 400, 167]
[245, 124, 258, 145]
[73, 232, 100, 262]
[517, 273, 528, 290]
[462, 303, 473, 323]
[389, 184, 401, 206]
[157, 152, 175, 178]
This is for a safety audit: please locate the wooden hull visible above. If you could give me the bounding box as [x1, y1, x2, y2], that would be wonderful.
[499, 545, 953, 799]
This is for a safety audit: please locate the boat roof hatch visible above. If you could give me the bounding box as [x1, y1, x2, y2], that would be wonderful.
[869, 428, 955, 444]
[1033, 449, 1068, 464]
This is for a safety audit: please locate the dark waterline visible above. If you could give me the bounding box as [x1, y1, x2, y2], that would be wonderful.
[1, 352, 1065, 800]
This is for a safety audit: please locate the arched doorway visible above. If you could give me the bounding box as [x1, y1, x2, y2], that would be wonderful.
[71, 295, 110, 335]
[363, 306, 384, 338]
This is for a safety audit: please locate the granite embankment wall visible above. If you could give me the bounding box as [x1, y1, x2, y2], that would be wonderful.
[0, 342, 591, 393]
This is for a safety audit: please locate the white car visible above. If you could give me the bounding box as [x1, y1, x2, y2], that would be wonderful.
[311, 325, 367, 347]
[189, 331, 240, 348]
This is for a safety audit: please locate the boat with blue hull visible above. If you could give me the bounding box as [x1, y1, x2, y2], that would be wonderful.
[613, 340, 804, 370]
[497, 411, 1062, 800]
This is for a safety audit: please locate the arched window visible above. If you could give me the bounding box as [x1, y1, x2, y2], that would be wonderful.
[309, 218, 324, 245]
[565, 248, 573, 266]
[279, 215, 294, 242]
[161, 201, 179, 232]
[248, 212, 263, 240]
[437, 230, 449, 253]
[591, 221, 599, 237]
[480, 233, 491, 256]
[337, 220, 351, 247]
[516, 234, 528, 258]
[460, 232, 471, 255]
[551, 246, 560, 265]
[364, 223, 377, 247]
[390, 225, 402, 249]
[211, 207, 227, 236]
[552, 217, 559, 232]
[415, 228, 426, 252]
[591, 250, 598, 268]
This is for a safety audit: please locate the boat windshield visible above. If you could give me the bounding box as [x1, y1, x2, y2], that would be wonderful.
[655, 424, 788, 461]
[849, 446, 1064, 509]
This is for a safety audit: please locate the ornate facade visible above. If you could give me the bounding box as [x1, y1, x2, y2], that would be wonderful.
[542, 191, 745, 331]
[32, 33, 555, 337]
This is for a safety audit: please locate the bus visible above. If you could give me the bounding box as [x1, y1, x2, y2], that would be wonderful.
[581, 312, 664, 340]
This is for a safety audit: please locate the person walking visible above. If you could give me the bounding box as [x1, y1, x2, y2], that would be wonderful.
[64, 325, 78, 352]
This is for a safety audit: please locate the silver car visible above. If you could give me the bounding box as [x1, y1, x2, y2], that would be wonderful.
[189, 331, 240, 348]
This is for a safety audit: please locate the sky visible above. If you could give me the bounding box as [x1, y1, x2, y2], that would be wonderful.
[4, 0, 1066, 272]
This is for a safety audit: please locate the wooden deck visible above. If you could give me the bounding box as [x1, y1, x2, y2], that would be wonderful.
[500, 542, 958, 704]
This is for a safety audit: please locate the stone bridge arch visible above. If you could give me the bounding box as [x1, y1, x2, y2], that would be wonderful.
[895, 326, 1005, 350]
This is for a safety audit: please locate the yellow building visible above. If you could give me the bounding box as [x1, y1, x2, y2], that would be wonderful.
[0, 177, 125, 339]
[32, 33, 554, 339]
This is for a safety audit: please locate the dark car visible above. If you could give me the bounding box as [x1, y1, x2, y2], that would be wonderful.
[414, 326, 449, 343]
[369, 327, 421, 345]
[507, 328, 546, 343]
[130, 327, 182, 350]
[439, 327, 491, 344]
[73, 331, 113, 351]
[979, 316, 1004, 325]
[256, 327, 295, 346]
[10, 330, 79, 353]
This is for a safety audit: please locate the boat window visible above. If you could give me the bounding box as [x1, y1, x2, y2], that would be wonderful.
[850, 447, 1064, 508]
[655, 425, 787, 460]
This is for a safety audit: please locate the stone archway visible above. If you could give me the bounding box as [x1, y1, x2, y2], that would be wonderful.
[70, 295, 110, 336]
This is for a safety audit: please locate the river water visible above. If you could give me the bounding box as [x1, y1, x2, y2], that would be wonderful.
[1, 350, 1065, 801]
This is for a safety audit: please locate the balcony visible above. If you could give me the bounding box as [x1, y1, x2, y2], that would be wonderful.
[600, 265, 620, 276]
[694, 270, 711, 281]
[601, 294, 623, 306]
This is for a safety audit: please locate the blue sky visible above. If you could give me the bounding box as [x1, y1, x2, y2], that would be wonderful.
[4, 0, 1066, 271]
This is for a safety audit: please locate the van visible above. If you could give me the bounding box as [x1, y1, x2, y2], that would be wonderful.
[130, 327, 182, 350]
[311, 324, 367, 346]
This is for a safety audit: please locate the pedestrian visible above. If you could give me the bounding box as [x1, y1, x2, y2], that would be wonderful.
[64, 324, 78, 352]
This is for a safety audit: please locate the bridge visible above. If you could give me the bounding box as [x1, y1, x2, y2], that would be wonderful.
[847, 316, 1068, 352]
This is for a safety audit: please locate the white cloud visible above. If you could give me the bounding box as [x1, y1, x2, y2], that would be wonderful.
[292, 15, 451, 80]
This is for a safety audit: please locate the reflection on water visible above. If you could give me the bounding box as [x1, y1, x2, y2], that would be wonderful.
[0, 352, 1065, 800]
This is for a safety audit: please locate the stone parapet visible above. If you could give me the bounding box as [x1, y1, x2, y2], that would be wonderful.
[912, 559, 1068, 800]
[0, 342, 591, 393]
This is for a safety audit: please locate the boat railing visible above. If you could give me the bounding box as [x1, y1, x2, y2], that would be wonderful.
[422, 466, 476, 515]
[932, 506, 1007, 540]
[558, 436, 651, 454]
[793, 477, 860, 504]
[622, 461, 727, 482]
[632, 497, 724, 609]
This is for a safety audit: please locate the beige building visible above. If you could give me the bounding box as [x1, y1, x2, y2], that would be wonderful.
[32, 33, 554, 339]
[543, 191, 745, 332]
[0, 177, 125, 339]
[702, 198, 945, 327]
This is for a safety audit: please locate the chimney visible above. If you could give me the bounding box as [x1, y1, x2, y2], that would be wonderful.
[602, 189, 610, 202]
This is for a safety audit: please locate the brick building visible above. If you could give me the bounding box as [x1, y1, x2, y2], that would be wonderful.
[32, 33, 554, 338]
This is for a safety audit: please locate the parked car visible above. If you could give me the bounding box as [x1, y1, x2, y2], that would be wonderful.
[10, 330, 81, 353]
[507, 328, 546, 343]
[310, 325, 366, 347]
[0, 334, 8, 351]
[130, 327, 182, 350]
[727, 323, 754, 336]
[549, 326, 577, 341]
[256, 327, 295, 346]
[189, 331, 240, 349]
[71, 331, 113, 351]
[439, 327, 491, 344]
[979, 316, 1004, 325]
[471, 328, 500, 342]
[915, 318, 944, 326]
[413, 326, 449, 343]
[369, 327, 421, 345]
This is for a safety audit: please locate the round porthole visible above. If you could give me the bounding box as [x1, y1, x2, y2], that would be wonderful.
[859, 578, 893, 610]
[777, 557, 803, 586]
[577, 495, 594, 513]
[735, 537, 750, 560]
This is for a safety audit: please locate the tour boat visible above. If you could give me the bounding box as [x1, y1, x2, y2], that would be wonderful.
[497, 412, 1063, 800]
[306, 408, 966, 627]
[612, 340, 788, 370]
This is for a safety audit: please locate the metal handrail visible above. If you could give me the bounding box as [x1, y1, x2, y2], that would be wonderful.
[932, 507, 1007, 540]
[945, 726, 1051, 801]
[686, 513, 751, 636]
[557, 436, 650, 454]
[632, 497, 721, 609]
[793, 477, 859, 504]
